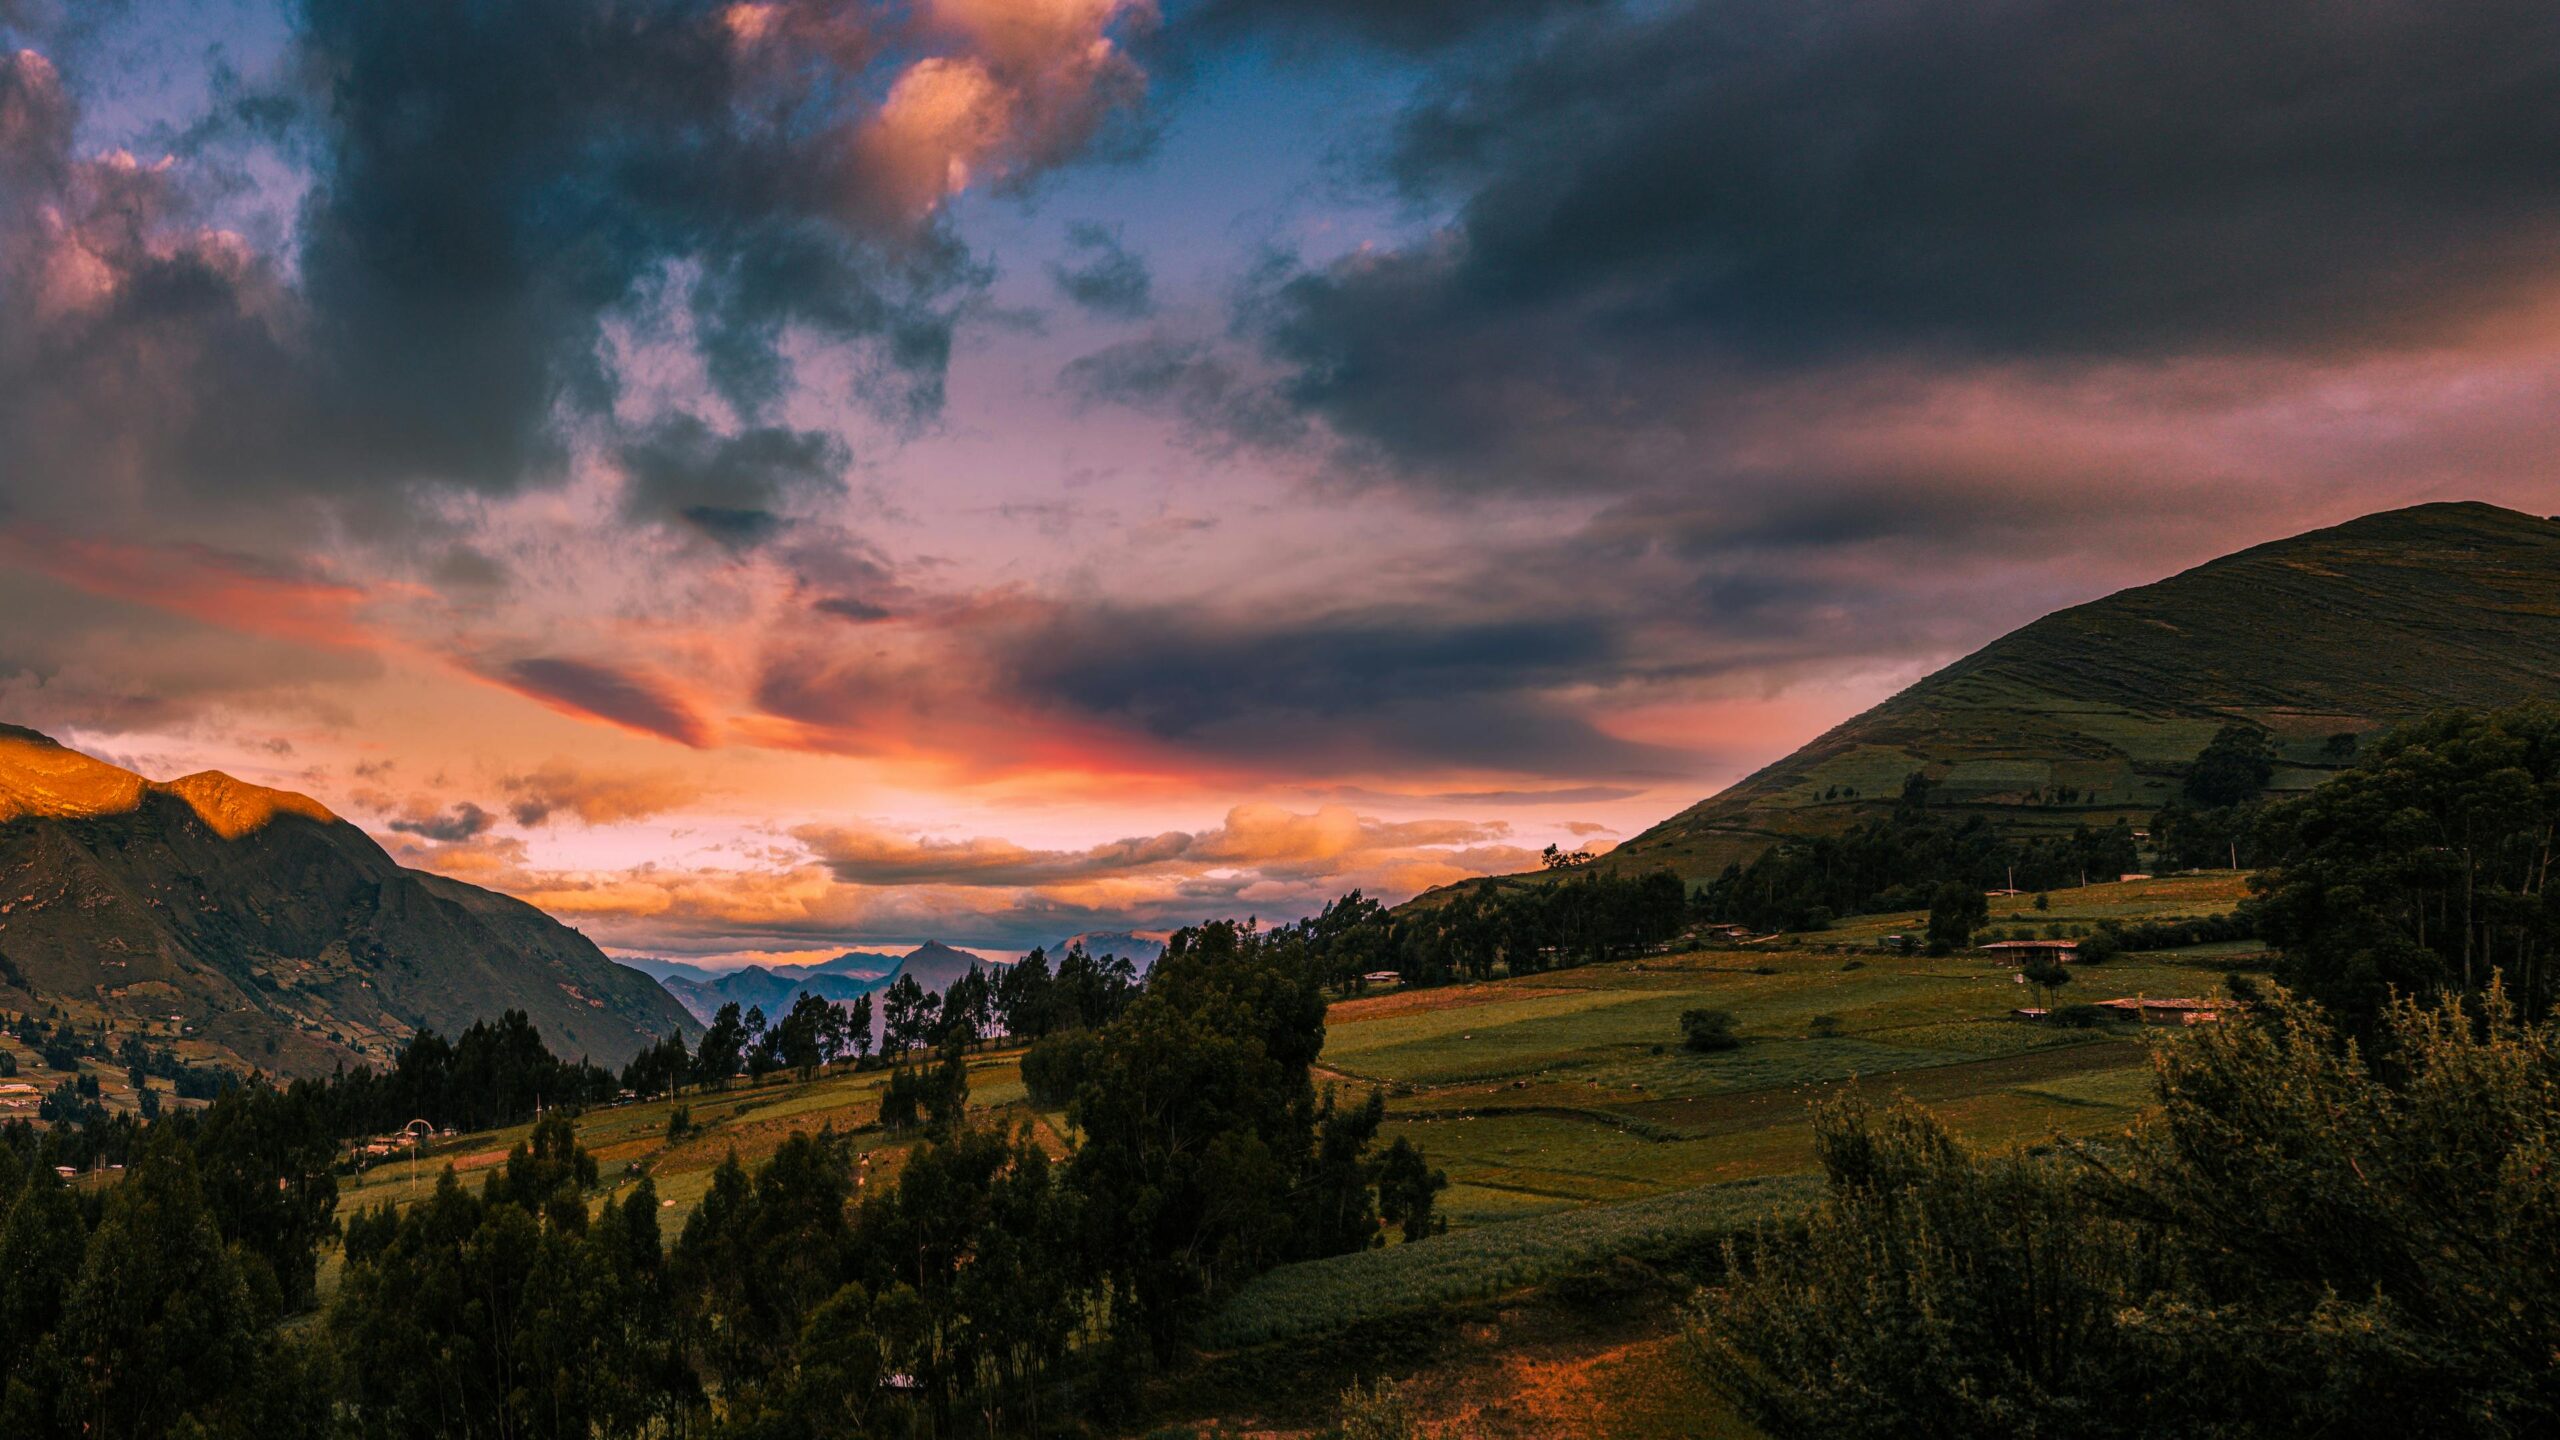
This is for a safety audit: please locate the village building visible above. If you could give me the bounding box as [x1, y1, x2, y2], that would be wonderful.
[1980, 938, 2081, 960]
[2097, 996, 2223, 1024]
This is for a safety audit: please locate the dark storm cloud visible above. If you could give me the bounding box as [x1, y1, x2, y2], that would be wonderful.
[615, 413, 850, 548]
[1060, 334, 1307, 454]
[1225, 0, 2560, 490]
[1180, 0, 1606, 55]
[1049, 221, 1153, 317]
[814, 596, 898, 623]
[991, 605, 1685, 776]
[0, 0, 1136, 543]
[497, 657, 716, 749]
[390, 802, 497, 843]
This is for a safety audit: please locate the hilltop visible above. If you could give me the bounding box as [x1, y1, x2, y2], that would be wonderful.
[1598, 502, 2560, 880]
[0, 728, 696, 1075]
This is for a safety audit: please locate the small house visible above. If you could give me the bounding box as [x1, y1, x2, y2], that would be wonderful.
[1361, 970, 1402, 986]
[2096, 997, 2222, 1025]
[1980, 939, 2081, 960]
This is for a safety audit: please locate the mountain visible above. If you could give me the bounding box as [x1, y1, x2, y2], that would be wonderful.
[888, 940, 1000, 995]
[0, 728, 698, 1074]
[1600, 502, 2560, 880]
[634, 943, 1006, 1025]
[1044, 930, 1168, 973]
[771, 950, 904, 983]
[637, 963, 886, 1026]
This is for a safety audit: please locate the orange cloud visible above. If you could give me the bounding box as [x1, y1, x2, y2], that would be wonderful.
[858, 0, 1147, 215]
[478, 656, 720, 749]
[0, 527, 379, 651]
[498, 760, 705, 827]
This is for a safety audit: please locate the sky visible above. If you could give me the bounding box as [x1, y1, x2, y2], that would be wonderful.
[3, 0, 2557, 964]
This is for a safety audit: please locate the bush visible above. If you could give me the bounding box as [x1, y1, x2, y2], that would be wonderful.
[2050, 1003, 2108, 1029]
[1807, 1015, 1842, 1039]
[1681, 1009, 1741, 1052]
[1338, 1378, 1417, 1440]
[1687, 989, 2560, 1436]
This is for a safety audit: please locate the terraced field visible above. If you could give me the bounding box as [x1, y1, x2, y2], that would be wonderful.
[1333, 873, 2245, 1225]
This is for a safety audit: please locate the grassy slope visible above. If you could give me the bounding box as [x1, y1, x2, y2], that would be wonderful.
[1536, 502, 2560, 884]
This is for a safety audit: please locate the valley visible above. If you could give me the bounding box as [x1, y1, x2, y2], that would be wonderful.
[283, 872, 2255, 1438]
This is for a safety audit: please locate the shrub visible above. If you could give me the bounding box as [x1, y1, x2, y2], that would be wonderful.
[1687, 988, 2560, 1436]
[1338, 1378, 1417, 1440]
[1807, 1015, 1842, 1039]
[1681, 1009, 1741, 1052]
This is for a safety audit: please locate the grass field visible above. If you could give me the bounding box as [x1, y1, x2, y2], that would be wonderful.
[1323, 875, 2245, 1228]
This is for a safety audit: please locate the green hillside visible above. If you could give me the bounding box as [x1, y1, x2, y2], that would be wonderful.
[1611, 502, 2560, 880]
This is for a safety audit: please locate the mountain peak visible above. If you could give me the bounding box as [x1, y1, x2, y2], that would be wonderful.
[155, 770, 337, 840]
[0, 730, 337, 840]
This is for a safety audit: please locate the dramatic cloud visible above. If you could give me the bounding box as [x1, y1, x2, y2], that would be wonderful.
[1048, 220, 1151, 316]
[986, 601, 1687, 778]
[1180, 0, 1604, 55]
[389, 800, 1541, 956]
[492, 658, 718, 749]
[0, 0, 1153, 546]
[389, 801, 496, 843]
[797, 803, 1508, 887]
[498, 761, 704, 828]
[1205, 0, 2560, 492]
[615, 413, 850, 548]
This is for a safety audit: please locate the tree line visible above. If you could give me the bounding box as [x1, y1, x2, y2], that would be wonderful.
[1698, 773, 2141, 934]
[0, 914, 1446, 1438]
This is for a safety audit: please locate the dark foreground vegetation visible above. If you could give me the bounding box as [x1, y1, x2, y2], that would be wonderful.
[0, 918, 1449, 1439]
[1688, 703, 2560, 1437]
[1691, 986, 2560, 1438]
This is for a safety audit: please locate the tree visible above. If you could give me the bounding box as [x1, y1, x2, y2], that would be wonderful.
[1925, 881, 1989, 954]
[2020, 955, 2071, 1009]
[1376, 1138, 1447, 1244]
[2184, 721, 2276, 807]
[44, 1132, 260, 1438]
[696, 1002, 750, 1090]
[1687, 986, 2560, 1436]
[2249, 703, 2560, 1032]
[777, 991, 832, 1080]
[844, 993, 875, 1065]
[1681, 1008, 1741, 1052]
[880, 974, 932, 1055]
[190, 1080, 341, 1311]
[744, 1005, 778, 1081]
[995, 948, 1056, 1040]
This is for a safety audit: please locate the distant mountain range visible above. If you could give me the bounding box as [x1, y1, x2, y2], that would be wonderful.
[625, 940, 1016, 1024]
[0, 726, 697, 1074]
[1522, 502, 2560, 885]
[1044, 930, 1168, 973]
[623, 930, 1173, 1025]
